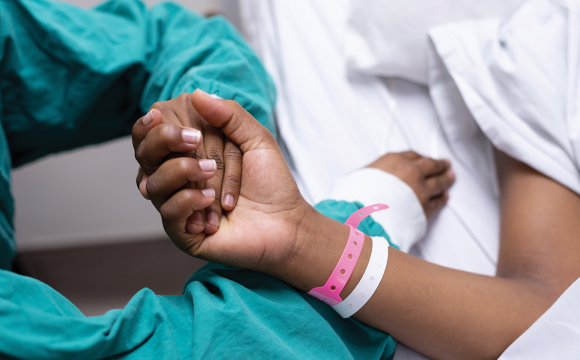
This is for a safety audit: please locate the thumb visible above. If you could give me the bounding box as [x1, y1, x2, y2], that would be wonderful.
[190, 89, 277, 154]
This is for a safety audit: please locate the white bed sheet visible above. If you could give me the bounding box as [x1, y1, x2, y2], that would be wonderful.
[426, 1, 580, 357]
[240, 1, 501, 358]
[241, 0, 499, 275]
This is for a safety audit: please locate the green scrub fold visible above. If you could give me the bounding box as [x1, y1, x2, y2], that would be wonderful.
[1, 201, 397, 359]
[0, 0, 276, 270]
[0, 0, 397, 358]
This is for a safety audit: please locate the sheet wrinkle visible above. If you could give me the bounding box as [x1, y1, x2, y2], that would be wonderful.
[430, 20, 580, 193]
[427, 48, 499, 197]
[243, 2, 510, 358]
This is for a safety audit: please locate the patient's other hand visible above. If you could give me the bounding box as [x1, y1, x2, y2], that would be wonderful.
[133, 93, 242, 235]
[367, 152, 455, 218]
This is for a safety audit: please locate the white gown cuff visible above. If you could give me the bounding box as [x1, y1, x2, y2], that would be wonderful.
[328, 168, 427, 252]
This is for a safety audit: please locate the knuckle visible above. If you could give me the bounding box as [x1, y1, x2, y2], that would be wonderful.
[150, 101, 166, 112]
[135, 144, 146, 164]
[211, 198, 222, 208]
[177, 93, 193, 112]
[159, 123, 176, 139]
[176, 158, 192, 173]
[159, 202, 177, 220]
[402, 151, 418, 159]
[224, 145, 242, 160]
[177, 93, 190, 102]
[146, 176, 159, 196]
[207, 151, 225, 171]
[181, 189, 196, 202]
[424, 158, 436, 168]
[432, 163, 444, 175]
[224, 174, 241, 187]
[192, 149, 202, 160]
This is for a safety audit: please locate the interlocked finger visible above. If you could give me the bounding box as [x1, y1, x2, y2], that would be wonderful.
[221, 137, 242, 211]
[147, 157, 217, 210]
[200, 123, 226, 234]
[136, 123, 202, 175]
[425, 169, 455, 196]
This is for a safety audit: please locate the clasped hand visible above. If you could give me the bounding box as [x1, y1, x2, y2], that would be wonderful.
[133, 90, 314, 274]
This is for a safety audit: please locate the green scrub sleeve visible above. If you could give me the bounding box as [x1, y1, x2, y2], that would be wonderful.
[0, 199, 397, 359]
[0, 0, 276, 168]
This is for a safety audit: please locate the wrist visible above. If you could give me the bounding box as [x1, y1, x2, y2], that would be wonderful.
[276, 208, 372, 299]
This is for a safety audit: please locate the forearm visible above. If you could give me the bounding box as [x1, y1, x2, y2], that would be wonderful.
[275, 209, 556, 360]
[360, 251, 554, 360]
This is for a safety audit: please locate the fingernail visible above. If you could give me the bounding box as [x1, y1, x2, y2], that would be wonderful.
[444, 159, 451, 167]
[201, 188, 215, 197]
[224, 194, 234, 208]
[191, 211, 203, 225]
[444, 190, 450, 199]
[142, 110, 154, 125]
[199, 159, 217, 172]
[207, 211, 219, 226]
[182, 128, 201, 145]
[447, 169, 455, 179]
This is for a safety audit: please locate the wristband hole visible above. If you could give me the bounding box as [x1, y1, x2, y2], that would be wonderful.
[353, 241, 358, 246]
[330, 285, 336, 291]
[340, 269, 345, 274]
[348, 254, 353, 259]
[373, 206, 379, 209]
[359, 213, 363, 216]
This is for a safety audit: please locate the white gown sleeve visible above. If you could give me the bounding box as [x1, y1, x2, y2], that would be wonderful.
[328, 168, 427, 252]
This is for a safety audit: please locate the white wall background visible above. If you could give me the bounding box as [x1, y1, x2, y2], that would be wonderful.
[13, 0, 242, 251]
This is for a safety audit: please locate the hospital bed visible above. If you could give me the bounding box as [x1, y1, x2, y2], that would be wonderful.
[239, 0, 580, 358]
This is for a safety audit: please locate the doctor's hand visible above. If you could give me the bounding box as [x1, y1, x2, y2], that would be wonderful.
[367, 151, 455, 218]
[133, 93, 242, 235]
[137, 90, 328, 278]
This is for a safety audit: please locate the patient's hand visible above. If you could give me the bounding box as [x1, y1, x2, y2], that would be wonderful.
[367, 152, 455, 217]
[133, 93, 242, 235]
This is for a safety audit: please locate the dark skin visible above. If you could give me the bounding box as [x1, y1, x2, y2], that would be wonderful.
[134, 91, 580, 359]
[367, 151, 454, 218]
[134, 93, 243, 235]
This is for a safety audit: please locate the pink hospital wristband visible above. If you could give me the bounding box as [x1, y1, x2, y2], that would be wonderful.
[307, 204, 389, 305]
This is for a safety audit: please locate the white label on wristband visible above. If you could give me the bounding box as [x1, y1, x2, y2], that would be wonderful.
[332, 236, 389, 318]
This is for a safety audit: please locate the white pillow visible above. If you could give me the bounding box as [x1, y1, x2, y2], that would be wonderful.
[345, 0, 524, 85]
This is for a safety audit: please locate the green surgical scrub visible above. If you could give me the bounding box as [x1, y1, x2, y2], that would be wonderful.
[0, 0, 397, 358]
